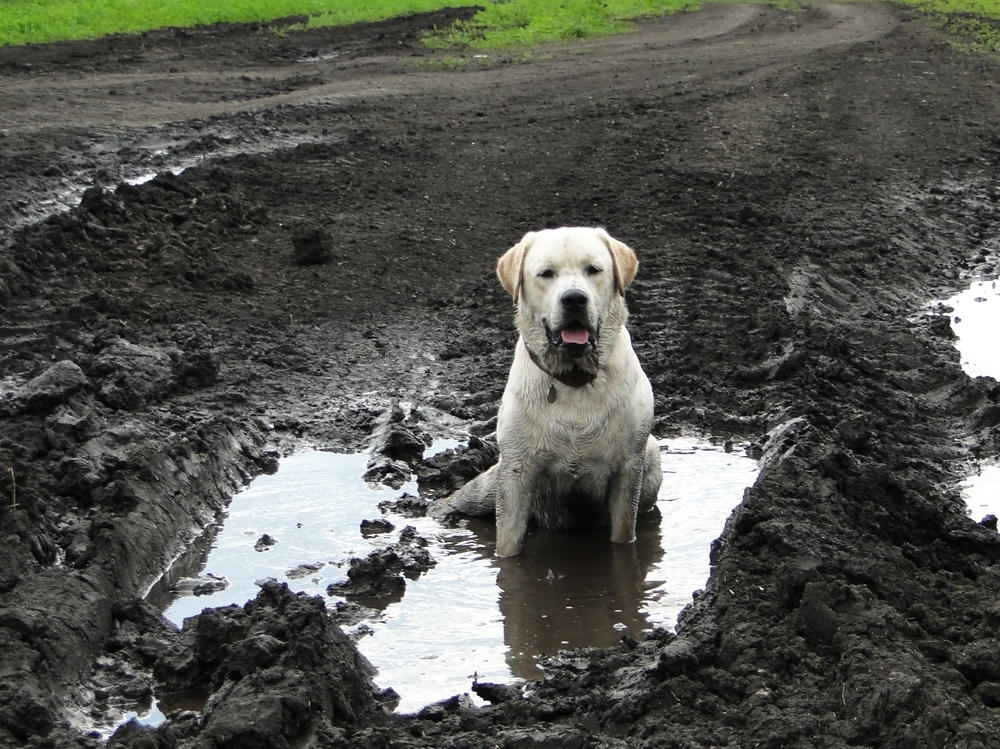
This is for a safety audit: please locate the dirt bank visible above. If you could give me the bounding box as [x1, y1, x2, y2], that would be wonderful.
[2, 3, 1000, 746]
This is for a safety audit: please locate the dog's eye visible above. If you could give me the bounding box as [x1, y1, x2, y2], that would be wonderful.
[537, 269, 555, 279]
[585, 265, 602, 276]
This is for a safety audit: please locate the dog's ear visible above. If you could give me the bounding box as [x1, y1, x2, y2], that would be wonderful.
[496, 231, 536, 304]
[599, 229, 639, 296]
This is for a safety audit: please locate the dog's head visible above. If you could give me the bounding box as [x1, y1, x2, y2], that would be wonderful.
[496, 227, 638, 375]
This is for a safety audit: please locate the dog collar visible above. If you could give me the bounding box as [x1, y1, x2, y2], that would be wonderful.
[526, 346, 597, 401]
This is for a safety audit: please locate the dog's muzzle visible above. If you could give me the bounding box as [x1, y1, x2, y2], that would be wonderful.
[544, 287, 598, 356]
[545, 321, 597, 357]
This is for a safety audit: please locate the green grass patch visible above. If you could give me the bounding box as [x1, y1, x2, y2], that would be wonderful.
[895, 0, 1000, 52]
[420, 0, 699, 50]
[947, 15, 1000, 53]
[899, 0, 999, 15]
[899, 0, 1000, 53]
[2, 0, 1000, 52]
[0, 0, 471, 47]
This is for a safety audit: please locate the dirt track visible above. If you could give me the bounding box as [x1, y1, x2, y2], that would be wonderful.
[2, 2, 1000, 746]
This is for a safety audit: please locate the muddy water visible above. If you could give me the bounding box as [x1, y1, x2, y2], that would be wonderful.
[940, 278, 1000, 379]
[146, 438, 758, 714]
[937, 278, 1000, 520]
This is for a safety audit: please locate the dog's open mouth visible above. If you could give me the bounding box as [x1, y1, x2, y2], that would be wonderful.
[546, 322, 596, 355]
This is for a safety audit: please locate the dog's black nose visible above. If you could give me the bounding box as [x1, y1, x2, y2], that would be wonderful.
[560, 288, 588, 310]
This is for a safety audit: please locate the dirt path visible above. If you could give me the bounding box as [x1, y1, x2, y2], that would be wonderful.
[0, 5, 897, 131]
[0, 3, 900, 231]
[2, 3, 1000, 747]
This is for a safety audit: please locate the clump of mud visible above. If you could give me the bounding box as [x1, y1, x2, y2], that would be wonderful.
[110, 582, 389, 748]
[327, 525, 435, 599]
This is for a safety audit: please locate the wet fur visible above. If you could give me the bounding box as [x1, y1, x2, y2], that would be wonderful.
[431, 227, 662, 557]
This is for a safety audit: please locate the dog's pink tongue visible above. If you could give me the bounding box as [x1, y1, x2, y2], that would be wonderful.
[561, 326, 589, 345]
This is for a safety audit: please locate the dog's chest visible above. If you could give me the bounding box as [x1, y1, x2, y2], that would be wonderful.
[504, 386, 628, 463]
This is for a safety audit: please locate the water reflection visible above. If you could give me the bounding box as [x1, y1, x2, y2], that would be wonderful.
[493, 515, 663, 679]
[939, 278, 1000, 378]
[144, 524, 221, 613]
[143, 440, 758, 713]
[154, 451, 376, 625]
[935, 278, 1000, 520]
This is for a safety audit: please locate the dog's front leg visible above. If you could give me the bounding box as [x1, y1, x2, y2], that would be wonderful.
[495, 463, 534, 557]
[608, 458, 645, 544]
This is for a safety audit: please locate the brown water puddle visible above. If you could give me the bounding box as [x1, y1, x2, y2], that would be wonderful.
[142, 437, 760, 715]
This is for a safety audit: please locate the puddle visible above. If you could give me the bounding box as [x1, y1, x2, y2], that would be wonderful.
[937, 278, 1000, 379]
[136, 437, 758, 715]
[148, 451, 376, 620]
[963, 459, 1000, 523]
[934, 277, 1000, 520]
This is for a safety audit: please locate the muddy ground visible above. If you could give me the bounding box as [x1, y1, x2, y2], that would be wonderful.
[2, 2, 1000, 746]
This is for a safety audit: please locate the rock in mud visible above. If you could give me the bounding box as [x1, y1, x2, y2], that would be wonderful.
[377, 492, 431, 517]
[290, 224, 335, 265]
[254, 533, 276, 551]
[363, 454, 411, 488]
[472, 680, 522, 704]
[360, 517, 395, 535]
[17, 360, 91, 415]
[379, 422, 427, 462]
[44, 402, 97, 450]
[93, 338, 176, 411]
[327, 525, 435, 600]
[285, 561, 325, 579]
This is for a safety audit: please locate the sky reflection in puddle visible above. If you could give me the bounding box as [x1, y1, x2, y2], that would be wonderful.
[936, 277, 1000, 521]
[150, 438, 758, 713]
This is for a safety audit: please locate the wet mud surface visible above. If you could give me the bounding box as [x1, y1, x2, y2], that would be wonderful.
[2, 2, 1000, 746]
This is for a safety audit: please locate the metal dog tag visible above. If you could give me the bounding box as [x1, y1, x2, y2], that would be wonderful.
[546, 383, 557, 403]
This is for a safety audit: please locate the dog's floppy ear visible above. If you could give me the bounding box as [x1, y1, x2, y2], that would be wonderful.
[496, 231, 536, 304]
[598, 229, 639, 296]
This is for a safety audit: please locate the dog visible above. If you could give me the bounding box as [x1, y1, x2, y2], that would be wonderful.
[431, 227, 662, 557]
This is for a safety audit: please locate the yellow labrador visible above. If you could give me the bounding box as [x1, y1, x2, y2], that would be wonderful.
[432, 227, 662, 557]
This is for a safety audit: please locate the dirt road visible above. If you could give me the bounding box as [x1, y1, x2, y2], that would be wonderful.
[2, 3, 1000, 746]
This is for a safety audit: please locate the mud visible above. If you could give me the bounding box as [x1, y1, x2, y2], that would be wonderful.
[2, 2, 1000, 747]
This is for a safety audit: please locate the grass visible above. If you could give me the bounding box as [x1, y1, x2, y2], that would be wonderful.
[0, 0, 465, 47]
[0, 0, 998, 52]
[894, 0, 1000, 52]
[420, 0, 699, 50]
[947, 15, 1000, 52]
